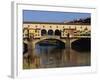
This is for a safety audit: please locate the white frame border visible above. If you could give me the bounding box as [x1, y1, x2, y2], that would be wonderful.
[11, 1, 97, 79]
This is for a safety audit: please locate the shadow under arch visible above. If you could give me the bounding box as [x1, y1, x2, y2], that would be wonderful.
[35, 39, 65, 49]
[71, 38, 91, 52]
[23, 42, 28, 54]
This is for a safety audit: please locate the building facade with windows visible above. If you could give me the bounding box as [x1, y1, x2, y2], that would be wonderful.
[23, 22, 91, 39]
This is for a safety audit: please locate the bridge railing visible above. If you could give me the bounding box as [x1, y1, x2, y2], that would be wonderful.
[41, 35, 60, 39]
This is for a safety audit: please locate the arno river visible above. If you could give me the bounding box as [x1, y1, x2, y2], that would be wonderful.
[34, 40, 90, 68]
[23, 39, 90, 69]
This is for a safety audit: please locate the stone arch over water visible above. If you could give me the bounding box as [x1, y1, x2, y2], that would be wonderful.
[35, 39, 65, 49]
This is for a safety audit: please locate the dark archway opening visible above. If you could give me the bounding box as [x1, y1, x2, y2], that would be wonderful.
[55, 29, 61, 36]
[36, 39, 65, 49]
[41, 29, 47, 36]
[23, 43, 28, 54]
[71, 38, 91, 52]
[48, 29, 53, 35]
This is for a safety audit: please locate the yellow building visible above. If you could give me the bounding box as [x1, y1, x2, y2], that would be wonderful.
[23, 23, 41, 39]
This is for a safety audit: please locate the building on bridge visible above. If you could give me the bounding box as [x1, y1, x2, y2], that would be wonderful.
[23, 22, 91, 40]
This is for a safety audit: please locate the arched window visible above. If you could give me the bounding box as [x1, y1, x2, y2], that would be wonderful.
[48, 29, 53, 35]
[55, 29, 61, 36]
[41, 29, 47, 36]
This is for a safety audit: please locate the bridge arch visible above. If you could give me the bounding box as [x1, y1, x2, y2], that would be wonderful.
[71, 38, 91, 51]
[33, 36, 66, 47]
[35, 38, 65, 49]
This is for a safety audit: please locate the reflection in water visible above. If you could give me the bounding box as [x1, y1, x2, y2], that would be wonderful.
[34, 43, 90, 68]
[23, 39, 90, 69]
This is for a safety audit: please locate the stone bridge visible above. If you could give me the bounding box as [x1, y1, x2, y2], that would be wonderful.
[33, 36, 66, 45]
[29, 35, 90, 48]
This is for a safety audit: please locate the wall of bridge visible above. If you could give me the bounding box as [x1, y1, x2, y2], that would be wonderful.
[24, 35, 90, 49]
[30, 37, 79, 48]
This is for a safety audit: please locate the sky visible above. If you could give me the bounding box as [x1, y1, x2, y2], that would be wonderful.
[23, 10, 91, 22]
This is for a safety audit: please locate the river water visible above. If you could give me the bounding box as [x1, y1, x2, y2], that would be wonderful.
[34, 43, 90, 68]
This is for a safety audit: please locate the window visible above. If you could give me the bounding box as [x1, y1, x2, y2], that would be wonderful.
[35, 34, 37, 36]
[35, 30, 37, 32]
[43, 26, 45, 28]
[56, 26, 58, 28]
[50, 26, 52, 28]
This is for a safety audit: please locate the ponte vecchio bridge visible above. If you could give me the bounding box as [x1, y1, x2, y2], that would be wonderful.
[23, 22, 91, 49]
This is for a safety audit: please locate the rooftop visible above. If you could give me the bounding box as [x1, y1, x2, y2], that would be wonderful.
[23, 21, 90, 25]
